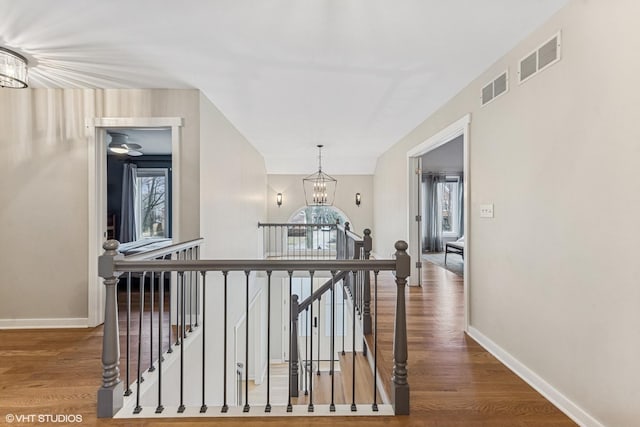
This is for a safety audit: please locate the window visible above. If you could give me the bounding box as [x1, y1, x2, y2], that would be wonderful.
[440, 178, 459, 235]
[287, 206, 351, 253]
[136, 168, 169, 238]
[289, 206, 347, 226]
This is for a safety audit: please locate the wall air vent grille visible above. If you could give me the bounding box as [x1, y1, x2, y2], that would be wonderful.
[519, 31, 561, 84]
[481, 70, 509, 106]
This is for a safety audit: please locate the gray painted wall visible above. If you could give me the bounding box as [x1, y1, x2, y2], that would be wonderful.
[373, 1, 640, 425]
[0, 89, 200, 323]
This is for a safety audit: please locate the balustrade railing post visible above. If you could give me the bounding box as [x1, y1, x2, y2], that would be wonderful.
[362, 229, 372, 334]
[97, 240, 124, 418]
[392, 240, 411, 415]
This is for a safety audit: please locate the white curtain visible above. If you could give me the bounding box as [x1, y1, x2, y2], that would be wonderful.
[422, 173, 464, 251]
[423, 174, 446, 252]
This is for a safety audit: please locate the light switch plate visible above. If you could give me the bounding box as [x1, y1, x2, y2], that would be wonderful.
[480, 204, 494, 218]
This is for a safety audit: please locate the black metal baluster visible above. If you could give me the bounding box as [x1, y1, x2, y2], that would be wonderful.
[330, 272, 336, 412]
[168, 254, 174, 353]
[200, 271, 207, 413]
[342, 283, 346, 356]
[125, 272, 132, 396]
[174, 252, 181, 347]
[133, 272, 146, 414]
[287, 271, 293, 413]
[308, 271, 314, 412]
[178, 272, 186, 413]
[156, 271, 165, 414]
[304, 306, 309, 396]
[243, 271, 250, 412]
[195, 247, 200, 328]
[265, 271, 272, 413]
[149, 271, 155, 372]
[372, 271, 379, 411]
[353, 267, 357, 311]
[351, 270, 357, 412]
[222, 271, 229, 413]
[188, 249, 193, 333]
[317, 293, 321, 376]
[358, 270, 362, 317]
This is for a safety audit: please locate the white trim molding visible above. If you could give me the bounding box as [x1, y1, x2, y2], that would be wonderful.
[87, 117, 184, 328]
[467, 327, 604, 427]
[0, 318, 89, 329]
[405, 113, 471, 329]
[406, 114, 471, 157]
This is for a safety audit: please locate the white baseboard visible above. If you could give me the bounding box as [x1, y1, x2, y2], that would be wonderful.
[467, 326, 603, 427]
[0, 317, 89, 329]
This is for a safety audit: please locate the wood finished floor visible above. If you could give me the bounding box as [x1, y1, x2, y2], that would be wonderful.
[0, 261, 575, 426]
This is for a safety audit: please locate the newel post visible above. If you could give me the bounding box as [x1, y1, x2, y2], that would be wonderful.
[392, 240, 411, 415]
[97, 240, 124, 418]
[362, 229, 373, 334]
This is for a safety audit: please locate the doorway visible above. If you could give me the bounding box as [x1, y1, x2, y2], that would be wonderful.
[87, 117, 183, 327]
[106, 128, 173, 244]
[407, 114, 471, 330]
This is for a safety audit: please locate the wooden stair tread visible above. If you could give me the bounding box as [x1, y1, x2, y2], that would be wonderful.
[337, 352, 382, 405]
[293, 369, 346, 405]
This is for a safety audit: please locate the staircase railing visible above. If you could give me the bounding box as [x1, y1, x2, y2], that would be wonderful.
[97, 238, 203, 417]
[258, 222, 338, 259]
[97, 237, 410, 418]
[290, 223, 379, 409]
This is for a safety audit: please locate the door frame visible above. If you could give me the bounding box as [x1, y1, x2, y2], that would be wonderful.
[87, 117, 183, 327]
[406, 114, 471, 330]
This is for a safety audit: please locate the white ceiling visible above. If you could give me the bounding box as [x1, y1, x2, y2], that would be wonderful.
[1, 0, 568, 173]
[106, 128, 172, 156]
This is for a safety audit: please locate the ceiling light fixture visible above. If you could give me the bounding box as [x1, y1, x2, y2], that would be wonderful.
[303, 145, 337, 206]
[108, 132, 143, 156]
[0, 47, 28, 89]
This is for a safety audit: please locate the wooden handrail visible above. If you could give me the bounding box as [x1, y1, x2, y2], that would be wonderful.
[258, 222, 338, 228]
[297, 270, 349, 313]
[123, 238, 204, 261]
[113, 258, 396, 273]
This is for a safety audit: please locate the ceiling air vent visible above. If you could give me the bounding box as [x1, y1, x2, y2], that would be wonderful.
[519, 31, 562, 84]
[481, 70, 509, 106]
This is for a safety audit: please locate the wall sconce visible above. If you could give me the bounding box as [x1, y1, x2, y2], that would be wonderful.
[355, 193, 361, 207]
[276, 193, 283, 207]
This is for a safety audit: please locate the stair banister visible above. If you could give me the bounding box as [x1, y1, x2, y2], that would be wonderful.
[392, 241, 411, 415]
[97, 240, 124, 418]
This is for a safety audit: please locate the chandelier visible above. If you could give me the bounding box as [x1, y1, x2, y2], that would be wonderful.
[303, 145, 337, 206]
[0, 47, 28, 89]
